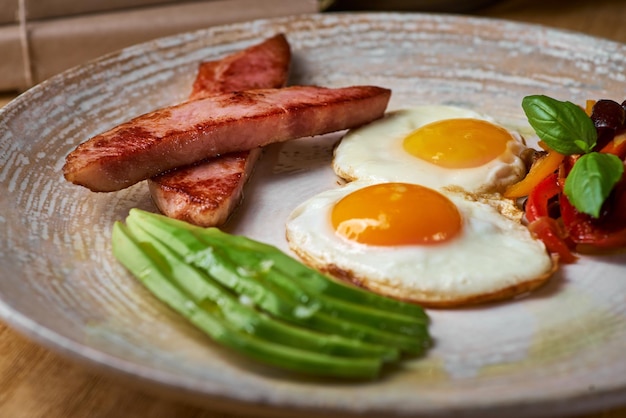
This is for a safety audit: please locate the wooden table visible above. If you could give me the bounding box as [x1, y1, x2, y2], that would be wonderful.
[1, 1, 625, 416]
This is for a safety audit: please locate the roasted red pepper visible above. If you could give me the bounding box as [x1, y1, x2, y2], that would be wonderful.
[525, 172, 560, 222]
[524, 172, 578, 263]
[527, 217, 577, 263]
[560, 171, 626, 249]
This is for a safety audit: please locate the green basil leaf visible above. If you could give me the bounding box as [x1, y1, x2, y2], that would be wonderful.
[522, 95, 597, 155]
[564, 152, 624, 218]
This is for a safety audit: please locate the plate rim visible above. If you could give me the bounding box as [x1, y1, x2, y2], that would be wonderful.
[1, 11, 626, 418]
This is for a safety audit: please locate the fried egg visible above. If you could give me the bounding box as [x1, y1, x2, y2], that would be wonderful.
[333, 106, 528, 194]
[285, 181, 555, 307]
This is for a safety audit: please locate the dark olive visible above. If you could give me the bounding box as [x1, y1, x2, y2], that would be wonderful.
[591, 99, 626, 131]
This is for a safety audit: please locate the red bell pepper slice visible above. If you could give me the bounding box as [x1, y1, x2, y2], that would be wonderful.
[525, 172, 577, 263]
[527, 217, 577, 263]
[525, 172, 560, 223]
[560, 173, 626, 249]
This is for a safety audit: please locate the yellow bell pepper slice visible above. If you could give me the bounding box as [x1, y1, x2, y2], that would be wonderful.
[504, 148, 564, 199]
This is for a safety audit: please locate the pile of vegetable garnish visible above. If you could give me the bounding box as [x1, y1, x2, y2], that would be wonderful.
[112, 209, 430, 379]
[505, 95, 626, 262]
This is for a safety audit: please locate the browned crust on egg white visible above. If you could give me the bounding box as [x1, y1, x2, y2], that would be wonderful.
[441, 185, 525, 223]
[288, 242, 559, 308]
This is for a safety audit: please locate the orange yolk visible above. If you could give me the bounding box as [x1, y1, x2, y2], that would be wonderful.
[403, 118, 513, 168]
[331, 183, 462, 246]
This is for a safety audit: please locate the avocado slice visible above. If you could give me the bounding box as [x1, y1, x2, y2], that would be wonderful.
[112, 221, 385, 378]
[126, 209, 429, 353]
[113, 209, 432, 377]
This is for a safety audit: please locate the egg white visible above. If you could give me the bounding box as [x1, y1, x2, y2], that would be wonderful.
[285, 180, 555, 307]
[332, 106, 528, 194]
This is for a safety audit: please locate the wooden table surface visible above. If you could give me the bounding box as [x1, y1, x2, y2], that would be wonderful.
[2, 1, 626, 417]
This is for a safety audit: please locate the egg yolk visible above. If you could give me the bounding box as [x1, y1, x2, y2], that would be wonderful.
[331, 183, 462, 246]
[403, 118, 513, 168]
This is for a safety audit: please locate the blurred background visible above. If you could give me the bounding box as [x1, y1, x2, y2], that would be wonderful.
[2, 0, 625, 95]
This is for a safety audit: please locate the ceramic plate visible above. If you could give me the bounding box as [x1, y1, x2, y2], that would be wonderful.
[1, 12, 625, 418]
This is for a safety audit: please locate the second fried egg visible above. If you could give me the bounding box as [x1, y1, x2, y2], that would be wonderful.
[333, 105, 528, 194]
[285, 181, 555, 307]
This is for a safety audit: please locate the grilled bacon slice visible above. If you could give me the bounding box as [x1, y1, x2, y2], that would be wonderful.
[188, 33, 290, 100]
[63, 85, 391, 192]
[149, 34, 290, 227]
[148, 149, 261, 226]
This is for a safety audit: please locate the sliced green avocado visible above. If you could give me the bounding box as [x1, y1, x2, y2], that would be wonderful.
[112, 221, 385, 379]
[126, 209, 429, 354]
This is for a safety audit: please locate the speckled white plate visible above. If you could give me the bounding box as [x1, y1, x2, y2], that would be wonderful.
[1, 12, 625, 418]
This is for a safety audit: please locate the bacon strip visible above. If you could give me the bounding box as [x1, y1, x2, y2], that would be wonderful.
[149, 34, 290, 226]
[188, 34, 290, 100]
[63, 85, 391, 192]
[148, 150, 261, 226]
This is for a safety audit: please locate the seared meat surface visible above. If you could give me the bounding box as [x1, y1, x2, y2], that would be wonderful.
[149, 34, 290, 226]
[63, 85, 391, 192]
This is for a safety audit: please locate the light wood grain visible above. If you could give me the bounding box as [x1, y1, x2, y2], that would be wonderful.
[1, 1, 626, 417]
